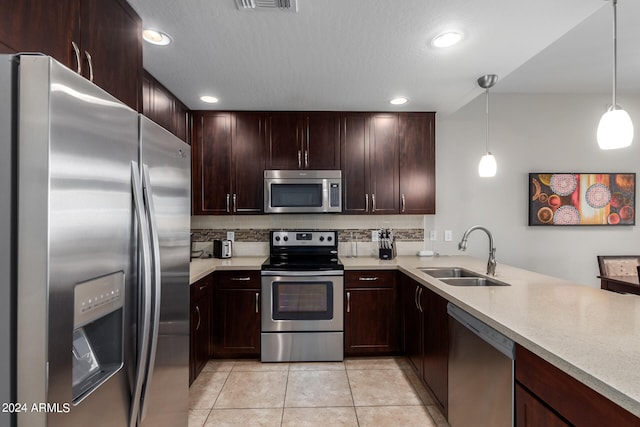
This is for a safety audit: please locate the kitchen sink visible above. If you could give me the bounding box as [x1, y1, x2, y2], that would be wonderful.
[440, 277, 510, 287]
[419, 267, 480, 278]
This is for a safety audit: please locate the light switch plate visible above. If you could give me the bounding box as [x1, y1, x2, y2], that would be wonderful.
[444, 230, 453, 242]
[226, 231, 235, 242]
[371, 230, 379, 242]
[429, 230, 437, 241]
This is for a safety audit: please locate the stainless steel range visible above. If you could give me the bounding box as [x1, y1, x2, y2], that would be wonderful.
[261, 230, 344, 362]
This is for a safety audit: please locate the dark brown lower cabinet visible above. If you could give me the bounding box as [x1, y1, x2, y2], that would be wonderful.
[515, 344, 640, 426]
[190, 274, 212, 385]
[212, 271, 261, 358]
[515, 383, 569, 427]
[400, 273, 448, 416]
[344, 271, 398, 356]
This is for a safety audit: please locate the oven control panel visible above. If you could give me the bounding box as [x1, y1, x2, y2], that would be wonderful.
[271, 230, 337, 247]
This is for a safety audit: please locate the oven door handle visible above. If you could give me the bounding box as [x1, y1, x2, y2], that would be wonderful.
[261, 270, 344, 277]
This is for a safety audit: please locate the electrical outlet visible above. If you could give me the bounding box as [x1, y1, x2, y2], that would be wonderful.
[444, 230, 453, 242]
[226, 231, 235, 242]
[429, 230, 437, 241]
[371, 230, 379, 242]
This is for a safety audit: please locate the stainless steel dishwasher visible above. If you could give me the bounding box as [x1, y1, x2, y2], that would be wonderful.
[447, 303, 515, 427]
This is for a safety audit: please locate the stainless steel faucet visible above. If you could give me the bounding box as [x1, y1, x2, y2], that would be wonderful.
[458, 225, 497, 276]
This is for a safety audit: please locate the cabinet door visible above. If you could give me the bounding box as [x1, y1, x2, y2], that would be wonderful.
[0, 0, 79, 64]
[190, 275, 212, 385]
[344, 271, 397, 356]
[213, 288, 260, 357]
[399, 113, 435, 214]
[341, 113, 370, 214]
[193, 112, 232, 214]
[369, 114, 399, 214]
[232, 113, 265, 213]
[422, 288, 448, 414]
[212, 271, 261, 358]
[265, 113, 301, 169]
[304, 113, 340, 169]
[80, 0, 142, 110]
[142, 71, 174, 133]
[515, 383, 569, 427]
[401, 275, 423, 375]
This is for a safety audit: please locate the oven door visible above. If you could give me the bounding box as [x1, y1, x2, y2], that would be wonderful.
[261, 271, 344, 332]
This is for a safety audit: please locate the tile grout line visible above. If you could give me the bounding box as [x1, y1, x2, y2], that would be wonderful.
[279, 363, 291, 426]
[344, 363, 362, 427]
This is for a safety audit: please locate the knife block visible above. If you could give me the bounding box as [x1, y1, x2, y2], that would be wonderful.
[379, 248, 394, 260]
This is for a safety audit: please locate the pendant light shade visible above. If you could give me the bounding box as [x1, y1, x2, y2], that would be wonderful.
[597, 106, 634, 149]
[478, 153, 497, 177]
[477, 74, 498, 177]
[597, 0, 633, 150]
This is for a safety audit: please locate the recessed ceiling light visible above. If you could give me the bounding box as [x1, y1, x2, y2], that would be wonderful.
[431, 31, 463, 48]
[200, 95, 219, 104]
[390, 97, 408, 105]
[142, 29, 172, 46]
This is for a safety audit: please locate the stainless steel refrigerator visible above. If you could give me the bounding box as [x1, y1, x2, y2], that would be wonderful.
[0, 54, 191, 427]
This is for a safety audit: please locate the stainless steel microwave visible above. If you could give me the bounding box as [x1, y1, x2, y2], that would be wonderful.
[264, 170, 342, 213]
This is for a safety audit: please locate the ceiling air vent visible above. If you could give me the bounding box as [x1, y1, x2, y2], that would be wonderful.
[234, 0, 298, 12]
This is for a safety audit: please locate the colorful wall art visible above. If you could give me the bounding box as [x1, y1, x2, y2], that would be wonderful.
[528, 173, 635, 226]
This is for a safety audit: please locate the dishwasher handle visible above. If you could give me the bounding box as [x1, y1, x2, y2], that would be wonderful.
[447, 303, 515, 360]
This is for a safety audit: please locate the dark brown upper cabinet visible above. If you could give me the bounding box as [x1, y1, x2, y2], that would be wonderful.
[265, 112, 340, 170]
[143, 70, 191, 143]
[0, 0, 142, 111]
[192, 112, 265, 215]
[341, 112, 435, 215]
[399, 113, 436, 214]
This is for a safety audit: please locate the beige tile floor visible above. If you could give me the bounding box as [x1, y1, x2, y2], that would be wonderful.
[189, 356, 450, 427]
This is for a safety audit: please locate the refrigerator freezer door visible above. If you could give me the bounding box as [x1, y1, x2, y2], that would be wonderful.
[0, 54, 15, 427]
[16, 56, 139, 427]
[137, 116, 191, 426]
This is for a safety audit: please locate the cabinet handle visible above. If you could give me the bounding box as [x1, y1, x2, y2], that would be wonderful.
[233, 193, 237, 213]
[230, 277, 251, 281]
[371, 194, 376, 213]
[298, 150, 302, 168]
[199, 285, 207, 291]
[414, 286, 419, 310]
[255, 292, 259, 313]
[346, 291, 351, 313]
[195, 305, 201, 330]
[365, 194, 369, 213]
[84, 50, 94, 82]
[226, 194, 230, 213]
[304, 150, 309, 168]
[401, 194, 406, 213]
[358, 276, 378, 281]
[71, 42, 82, 75]
[418, 288, 424, 313]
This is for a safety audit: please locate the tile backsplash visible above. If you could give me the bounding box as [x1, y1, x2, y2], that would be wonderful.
[191, 214, 429, 257]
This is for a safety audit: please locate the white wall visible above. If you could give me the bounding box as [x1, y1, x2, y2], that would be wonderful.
[434, 93, 640, 287]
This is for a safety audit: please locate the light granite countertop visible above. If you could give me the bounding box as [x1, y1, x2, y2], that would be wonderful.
[190, 254, 640, 417]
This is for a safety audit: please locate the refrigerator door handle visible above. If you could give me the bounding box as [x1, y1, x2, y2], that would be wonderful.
[130, 162, 153, 427]
[139, 164, 163, 422]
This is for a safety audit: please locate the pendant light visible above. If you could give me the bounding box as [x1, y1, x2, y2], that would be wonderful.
[477, 74, 498, 177]
[597, 0, 633, 150]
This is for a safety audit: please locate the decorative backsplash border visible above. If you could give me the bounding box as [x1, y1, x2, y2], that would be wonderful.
[191, 228, 424, 242]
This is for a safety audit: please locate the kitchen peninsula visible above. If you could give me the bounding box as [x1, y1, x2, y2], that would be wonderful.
[191, 255, 640, 423]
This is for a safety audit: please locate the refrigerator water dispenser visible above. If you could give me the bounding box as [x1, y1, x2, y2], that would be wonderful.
[72, 272, 125, 403]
